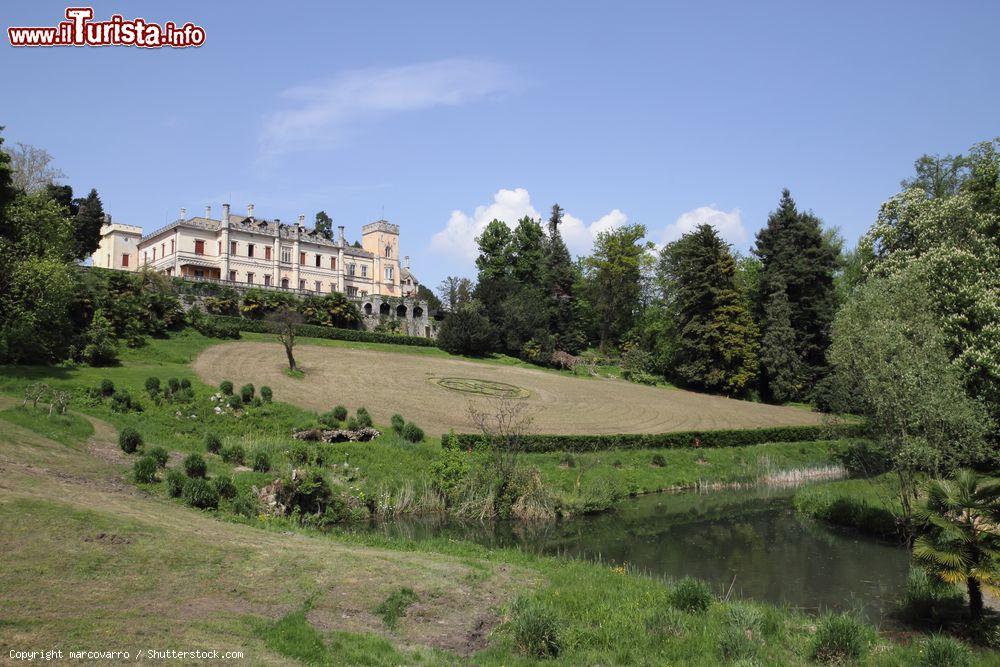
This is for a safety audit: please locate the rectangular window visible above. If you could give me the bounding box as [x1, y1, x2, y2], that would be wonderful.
[143, 251, 148, 264]
[384, 266, 393, 281]
[299, 279, 306, 290]
[281, 248, 290, 263]
[194, 240, 205, 255]
[347, 286, 358, 297]
[315, 254, 321, 267]
[330, 282, 336, 293]
[229, 270, 236, 282]
[264, 275, 271, 287]
[170, 239, 175, 254]
[314, 280, 321, 292]
[121, 254, 129, 267]
[161, 243, 165, 257]
[348, 263, 356, 276]
[218, 241, 221, 255]
[361, 265, 368, 278]
[265, 247, 272, 260]
[248, 243, 255, 258]
[194, 269, 204, 278]
[330, 257, 337, 270]
[299, 251, 306, 265]
[230, 241, 237, 254]
[247, 273, 255, 284]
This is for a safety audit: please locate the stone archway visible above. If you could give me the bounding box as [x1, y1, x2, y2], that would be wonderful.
[396, 304, 408, 318]
[379, 302, 391, 316]
[364, 303, 373, 316]
[413, 306, 423, 318]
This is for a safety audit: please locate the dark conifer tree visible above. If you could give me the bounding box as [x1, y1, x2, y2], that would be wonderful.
[72, 188, 104, 261]
[314, 210, 333, 239]
[544, 204, 581, 352]
[758, 277, 806, 403]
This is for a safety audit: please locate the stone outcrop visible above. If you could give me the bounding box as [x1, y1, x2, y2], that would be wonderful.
[292, 427, 381, 443]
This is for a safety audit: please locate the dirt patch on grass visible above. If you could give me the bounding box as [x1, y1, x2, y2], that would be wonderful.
[194, 342, 825, 436]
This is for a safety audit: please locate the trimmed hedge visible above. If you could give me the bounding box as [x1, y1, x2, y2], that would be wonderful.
[205, 315, 435, 347]
[442, 423, 866, 453]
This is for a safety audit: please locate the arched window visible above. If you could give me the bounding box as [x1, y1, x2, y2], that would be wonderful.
[396, 304, 407, 318]
[281, 277, 289, 288]
[379, 302, 391, 316]
[364, 303, 373, 315]
[385, 244, 392, 258]
[413, 306, 423, 318]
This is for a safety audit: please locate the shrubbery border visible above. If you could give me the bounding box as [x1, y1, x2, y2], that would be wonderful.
[443, 423, 866, 452]
[205, 315, 436, 347]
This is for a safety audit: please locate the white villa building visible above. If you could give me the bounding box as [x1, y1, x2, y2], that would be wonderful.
[91, 204, 421, 300]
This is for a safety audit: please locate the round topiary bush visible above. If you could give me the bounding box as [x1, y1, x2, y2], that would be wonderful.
[144, 376, 161, 395]
[165, 468, 186, 497]
[318, 411, 341, 428]
[346, 417, 360, 431]
[252, 450, 271, 473]
[220, 444, 246, 465]
[391, 414, 405, 434]
[669, 577, 714, 614]
[183, 452, 207, 478]
[212, 474, 237, 499]
[133, 456, 159, 484]
[332, 405, 348, 421]
[260, 386, 273, 403]
[180, 378, 191, 390]
[149, 446, 170, 468]
[226, 394, 242, 410]
[167, 378, 180, 393]
[118, 427, 143, 454]
[402, 422, 424, 443]
[240, 383, 255, 403]
[220, 380, 234, 395]
[100, 379, 115, 396]
[182, 477, 219, 509]
[204, 432, 222, 454]
[651, 453, 666, 468]
[356, 407, 373, 428]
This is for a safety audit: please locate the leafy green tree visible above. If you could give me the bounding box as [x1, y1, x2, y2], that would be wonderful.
[544, 204, 583, 352]
[415, 284, 441, 313]
[314, 210, 333, 239]
[901, 153, 971, 199]
[475, 219, 513, 283]
[510, 216, 546, 287]
[437, 302, 493, 356]
[913, 470, 1000, 621]
[584, 224, 652, 351]
[0, 129, 18, 220]
[436, 275, 473, 312]
[659, 224, 759, 395]
[498, 286, 549, 356]
[752, 189, 839, 400]
[758, 277, 805, 403]
[71, 188, 105, 261]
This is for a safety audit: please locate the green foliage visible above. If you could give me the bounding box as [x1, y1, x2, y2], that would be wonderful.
[373, 587, 419, 630]
[430, 444, 470, 505]
[71, 188, 104, 261]
[181, 477, 219, 509]
[900, 567, 965, 622]
[251, 450, 271, 473]
[390, 413, 405, 434]
[212, 474, 237, 499]
[509, 598, 563, 658]
[220, 444, 245, 465]
[144, 376, 161, 396]
[346, 417, 359, 431]
[204, 432, 222, 454]
[118, 426, 143, 454]
[809, 613, 874, 664]
[183, 452, 207, 478]
[260, 386, 272, 403]
[164, 468, 185, 497]
[148, 446, 169, 468]
[332, 405, 348, 421]
[239, 383, 254, 403]
[318, 411, 341, 428]
[792, 476, 901, 539]
[110, 389, 141, 413]
[133, 455, 158, 484]
[204, 314, 435, 347]
[584, 223, 653, 350]
[758, 277, 806, 403]
[651, 453, 666, 467]
[356, 407, 372, 428]
[219, 380, 233, 395]
[644, 604, 687, 638]
[669, 577, 714, 614]
[226, 394, 242, 410]
[287, 442, 314, 466]
[718, 603, 765, 662]
[436, 302, 494, 356]
[100, 379, 115, 396]
[78, 309, 120, 366]
[918, 635, 972, 667]
[401, 422, 424, 443]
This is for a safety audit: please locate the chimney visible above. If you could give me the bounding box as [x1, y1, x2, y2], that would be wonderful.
[337, 225, 345, 247]
[205, 205, 211, 219]
[180, 207, 186, 220]
[404, 255, 410, 269]
[222, 203, 230, 226]
[298, 214, 305, 229]
[247, 203, 255, 218]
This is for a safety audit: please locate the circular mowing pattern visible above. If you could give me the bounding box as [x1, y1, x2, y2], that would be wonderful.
[430, 377, 530, 399]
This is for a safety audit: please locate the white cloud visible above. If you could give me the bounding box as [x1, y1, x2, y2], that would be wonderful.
[659, 205, 747, 246]
[259, 58, 520, 157]
[428, 188, 629, 264]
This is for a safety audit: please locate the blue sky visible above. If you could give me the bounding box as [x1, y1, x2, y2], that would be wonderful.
[3, 1, 999, 286]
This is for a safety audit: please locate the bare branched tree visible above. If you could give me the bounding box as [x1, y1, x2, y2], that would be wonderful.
[467, 396, 535, 496]
[267, 306, 304, 371]
[9, 142, 65, 193]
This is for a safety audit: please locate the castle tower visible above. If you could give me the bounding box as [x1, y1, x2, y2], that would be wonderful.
[361, 219, 400, 296]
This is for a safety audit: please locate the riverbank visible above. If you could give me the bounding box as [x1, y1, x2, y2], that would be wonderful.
[2, 400, 997, 664]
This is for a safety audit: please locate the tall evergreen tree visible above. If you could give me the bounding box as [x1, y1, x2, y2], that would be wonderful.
[544, 204, 581, 351]
[753, 189, 838, 401]
[660, 224, 758, 396]
[758, 277, 805, 402]
[71, 188, 104, 261]
[473, 219, 514, 332]
[314, 210, 333, 239]
[0, 129, 20, 241]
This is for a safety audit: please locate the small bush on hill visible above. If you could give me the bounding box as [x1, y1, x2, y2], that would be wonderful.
[205, 432, 222, 454]
[252, 450, 271, 472]
[669, 577, 713, 613]
[165, 469, 186, 497]
[149, 446, 169, 468]
[220, 444, 246, 465]
[401, 422, 424, 443]
[346, 417, 359, 431]
[430, 446, 470, 505]
[240, 383, 255, 403]
[180, 378, 191, 390]
[510, 599, 562, 659]
[167, 378, 180, 393]
[356, 407, 372, 428]
[374, 587, 419, 630]
[810, 613, 873, 664]
[318, 411, 341, 428]
[919, 635, 972, 667]
[287, 442, 313, 466]
[332, 405, 348, 421]
[182, 477, 219, 509]
[213, 474, 237, 499]
[133, 456, 159, 483]
[231, 491, 258, 517]
[110, 390, 142, 413]
[260, 386, 272, 403]
[183, 452, 207, 478]
[118, 427, 143, 454]
[100, 379, 115, 396]
[144, 377, 160, 396]
[220, 380, 233, 395]
[391, 414, 405, 434]
[651, 453, 666, 467]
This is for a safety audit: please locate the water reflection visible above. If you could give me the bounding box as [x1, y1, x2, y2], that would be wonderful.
[341, 485, 910, 621]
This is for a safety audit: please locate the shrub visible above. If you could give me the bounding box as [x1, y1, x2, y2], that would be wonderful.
[167, 378, 180, 393]
[401, 422, 424, 443]
[900, 567, 965, 622]
[332, 405, 348, 421]
[436, 303, 493, 356]
[183, 452, 207, 478]
[212, 474, 237, 499]
[100, 378, 115, 396]
[718, 604, 765, 662]
[118, 427, 143, 454]
[133, 456, 159, 483]
[287, 442, 313, 466]
[165, 468, 186, 497]
[918, 635, 972, 667]
[346, 417, 359, 431]
[149, 446, 170, 468]
[430, 446, 469, 504]
[202, 315, 436, 347]
[669, 577, 713, 614]
[226, 394, 242, 410]
[651, 453, 666, 467]
[356, 407, 372, 428]
[260, 386, 272, 403]
[510, 599, 562, 658]
[232, 491, 259, 517]
[252, 450, 271, 473]
[220, 380, 234, 395]
[110, 390, 142, 413]
[810, 613, 873, 664]
[144, 376, 161, 396]
[220, 444, 246, 465]
[240, 383, 255, 403]
[180, 378, 191, 390]
[318, 411, 341, 428]
[204, 432, 222, 454]
[390, 414, 405, 434]
[182, 477, 219, 509]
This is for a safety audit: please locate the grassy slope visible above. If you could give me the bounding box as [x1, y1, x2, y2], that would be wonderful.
[1, 404, 991, 665]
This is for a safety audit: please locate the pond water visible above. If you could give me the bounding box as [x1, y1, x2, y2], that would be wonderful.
[344, 485, 911, 622]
